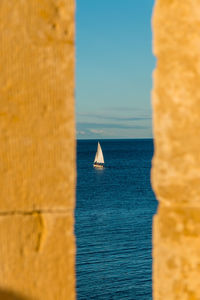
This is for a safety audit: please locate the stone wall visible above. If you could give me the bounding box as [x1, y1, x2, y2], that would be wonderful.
[0, 0, 76, 299]
[152, 0, 200, 299]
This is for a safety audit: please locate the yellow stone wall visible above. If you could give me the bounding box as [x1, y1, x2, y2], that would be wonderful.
[0, 0, 76, 299]
[152, 0, 200, 299]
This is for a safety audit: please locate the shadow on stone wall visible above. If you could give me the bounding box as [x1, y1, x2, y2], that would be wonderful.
[0, 290, 30, 300]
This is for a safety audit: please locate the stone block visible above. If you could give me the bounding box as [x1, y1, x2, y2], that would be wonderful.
[0, 213, 75, 300]
[152, 0, 200, 207]
[153, 206, 200, 300]
[0, 0, 75, 211]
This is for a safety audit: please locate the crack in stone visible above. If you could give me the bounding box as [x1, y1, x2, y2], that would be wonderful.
[0, 208, 72, 216]
[35, 212, 45, 252]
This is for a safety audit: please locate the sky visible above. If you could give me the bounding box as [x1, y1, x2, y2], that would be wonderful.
[76, 0, 155, 139]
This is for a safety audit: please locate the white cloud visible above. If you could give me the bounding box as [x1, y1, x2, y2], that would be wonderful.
[76, 130, 86, 135]
[89, 129, 104, 134]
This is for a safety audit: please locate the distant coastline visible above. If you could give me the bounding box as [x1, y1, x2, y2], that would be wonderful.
[76, 137, 153, 141]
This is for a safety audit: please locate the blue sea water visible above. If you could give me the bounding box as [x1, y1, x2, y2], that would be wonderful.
[75, 139, 157, 300]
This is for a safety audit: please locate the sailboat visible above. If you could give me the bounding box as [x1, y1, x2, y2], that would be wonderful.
[93, 142, 104, 168]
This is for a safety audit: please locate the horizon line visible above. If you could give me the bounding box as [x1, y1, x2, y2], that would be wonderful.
[76, 137, 153, 141]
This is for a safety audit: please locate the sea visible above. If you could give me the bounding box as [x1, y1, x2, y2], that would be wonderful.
[75, 139, 157, 300]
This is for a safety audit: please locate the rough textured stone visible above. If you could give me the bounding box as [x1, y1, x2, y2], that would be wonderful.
[0, 0, 76, 299]
[153, 207, 200, 300]
[0, 0, 75, 211]
[152, 0, 200, 207]
[152, 0, 200, 299]
[0, 213, 75, 300]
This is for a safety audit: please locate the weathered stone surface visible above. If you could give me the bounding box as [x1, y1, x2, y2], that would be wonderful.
[152, 0, 200, 207]
[152, 0, 200, 299]
[0, 0, 75, 211]
[0, 0, 76, 299]
[0, 213, 75, 300]
[153, 207, 200, 300]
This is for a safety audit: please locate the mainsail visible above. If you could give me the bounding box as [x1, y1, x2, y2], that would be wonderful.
[94, 142, 104, 164]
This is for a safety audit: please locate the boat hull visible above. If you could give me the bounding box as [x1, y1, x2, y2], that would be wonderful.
[93, 164, 104, 168]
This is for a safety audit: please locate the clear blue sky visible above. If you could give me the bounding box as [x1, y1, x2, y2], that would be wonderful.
[76, 0, 155, 139]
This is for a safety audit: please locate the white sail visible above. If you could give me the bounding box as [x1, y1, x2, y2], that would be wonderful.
[94, 142, 104, 164]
